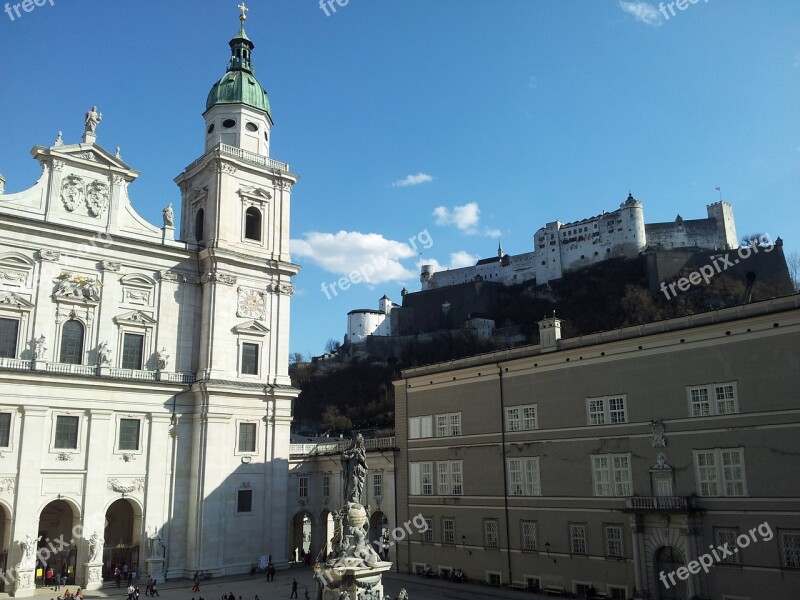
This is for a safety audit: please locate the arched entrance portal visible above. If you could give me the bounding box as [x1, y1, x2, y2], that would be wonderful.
[319, 510, 335, 560]
[291, 511, 314, 563]
[37, 500, 79, 586]
[103, 499, 142, 581]
[368, 511, 389, 560]
[655, 546, 688, 600]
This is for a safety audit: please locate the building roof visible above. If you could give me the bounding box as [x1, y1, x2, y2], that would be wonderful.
[206, 22, 271, 116]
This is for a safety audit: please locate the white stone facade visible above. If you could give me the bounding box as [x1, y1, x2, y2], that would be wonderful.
[421, 195, 738, 290]
[0, 22, 299, 595]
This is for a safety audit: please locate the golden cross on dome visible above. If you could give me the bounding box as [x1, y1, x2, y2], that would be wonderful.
[238, 2, 249, 22]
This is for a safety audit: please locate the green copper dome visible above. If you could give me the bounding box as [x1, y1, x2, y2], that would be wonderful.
[206, 23, 271, 116]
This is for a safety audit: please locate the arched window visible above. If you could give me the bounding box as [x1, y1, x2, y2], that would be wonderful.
[195, 209, 205, 242]
[59, 320, 84, 365]
[244, 207, 262, 241]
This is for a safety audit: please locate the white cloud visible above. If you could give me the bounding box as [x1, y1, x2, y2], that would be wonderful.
[392, 173, 433, 187]
[418, 250, 481, 273]
[290, 231, 417, 285]
[433, 202, 481, 233]
[433, 202, 500, 237]
[619, 1, 662, 26]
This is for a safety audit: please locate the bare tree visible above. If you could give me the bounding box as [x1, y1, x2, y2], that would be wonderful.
[787, 251, 800, 292]
[324, 338, 341, 354]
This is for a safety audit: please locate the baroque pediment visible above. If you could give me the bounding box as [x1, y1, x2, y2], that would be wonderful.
[113, 310, 157, 326]
[0, 292, 34, 310]
[232, 320, 269, 336]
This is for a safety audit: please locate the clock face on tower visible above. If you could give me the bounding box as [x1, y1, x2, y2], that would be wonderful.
[237, 288, 265, 319]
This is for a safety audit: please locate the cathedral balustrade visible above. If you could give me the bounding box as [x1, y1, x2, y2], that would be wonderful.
[219, 143, 289, 171]
[0, 357, 196, 385]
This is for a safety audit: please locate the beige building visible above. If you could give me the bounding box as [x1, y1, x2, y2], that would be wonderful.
[287, 436, 397, 565]
[394, 294, 800, 600]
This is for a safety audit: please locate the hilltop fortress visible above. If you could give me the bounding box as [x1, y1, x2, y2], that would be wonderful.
[421, 194, 737, 290]
[345, 195, 740, 346]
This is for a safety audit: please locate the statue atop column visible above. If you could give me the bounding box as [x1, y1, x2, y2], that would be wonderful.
[341, 433, 367, 505]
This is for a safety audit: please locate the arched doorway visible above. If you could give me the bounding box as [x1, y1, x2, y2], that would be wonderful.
[655, 546, 687, 600]
[291, 511, 314, 563]
[319, 510, 335, 560]
[368, 511, 389, 560]
[37, 500, 79, 586]
[103, 499, 142, 581]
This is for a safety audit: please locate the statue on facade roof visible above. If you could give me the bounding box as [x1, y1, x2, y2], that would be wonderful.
[85, 106, 102, 134]
[32, 335, 47, 360]
[163, 203, 175, 227]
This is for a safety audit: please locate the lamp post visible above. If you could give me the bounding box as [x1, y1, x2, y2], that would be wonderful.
[544, 542, 557, 564]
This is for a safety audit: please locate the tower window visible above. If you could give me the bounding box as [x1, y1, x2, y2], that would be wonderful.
[207, 123, 215, 134]
[59, 320, 85, 365]
[195, 209, 205, 242]
[223, 119, 236, 128]
[245, 122, 258, 132]
[245, 207, 262, 241]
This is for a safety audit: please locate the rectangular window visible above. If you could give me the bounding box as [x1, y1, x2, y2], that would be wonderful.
[586, 396, 627, 425]
[695, 449, 746, 497]
[714, 528, 739, 564]
[121, 333, 144, 370]
[118, 418, 140, 451]
[0, 413, 11, 447]
[437, 460, 464, 496]
[54, 415, 79, 449]
[609, 588, 627, 600]
[435, 412, 461, 437]
[569, 523, 587, 554]
[420, 415, 432, 438]
[0, 318, 19, 359]
[409, 463, 421, 495]
[592, 454, 632, 497]
[322, 475, 330, 498]
[298, 476, 309, 498]
[688, 382, 738, 416]
[373, 473, 383, 499]
[238, 422, 257, 453]
[237, 489, 253, 513]
[507, 457, 541, 496]
[241, 342, 259, 375]
[442, 517, 455, 544]
[521, 520, 537, 551]
[780, 530, 800, 569]
[421, 462, 433, 495]
[506, 405, 537, 431]
[408, 416, 420, 439]
[604, 524, 624, 557]
[484, 519, 499, 548]
[422, 518, 433, 543]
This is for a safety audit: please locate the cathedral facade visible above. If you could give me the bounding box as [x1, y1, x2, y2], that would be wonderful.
[0, 12, 297, 594]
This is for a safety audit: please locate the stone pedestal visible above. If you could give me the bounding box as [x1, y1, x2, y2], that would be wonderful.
[318, 562, 392, 600]
[14, 568, 36, 598]
[98, 365, 112, 377]
[146, 558, 166, 583]
[31, 360, 48, 372]
[83, 562, 104, 590]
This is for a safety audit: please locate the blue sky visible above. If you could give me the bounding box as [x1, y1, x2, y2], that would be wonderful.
[1, 1, 798, 357]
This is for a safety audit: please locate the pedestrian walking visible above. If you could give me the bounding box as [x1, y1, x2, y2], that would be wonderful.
[145, 576, 153, 596]
[115, 566, 122, 588]
[127, 583, 135, 600]
[193, 572, 200, 593]
[150, 580, 160, 597]
[290, 578, 298, 599]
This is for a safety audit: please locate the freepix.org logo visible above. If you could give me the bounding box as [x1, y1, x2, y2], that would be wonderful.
[4, 0, 55, 22]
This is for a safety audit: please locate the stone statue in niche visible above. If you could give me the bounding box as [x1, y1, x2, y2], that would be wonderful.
[157, 347, 170, 370]
[32, 335, 47, 360]
[651, 419, 666, 448]
[97, 342, 112, 366]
